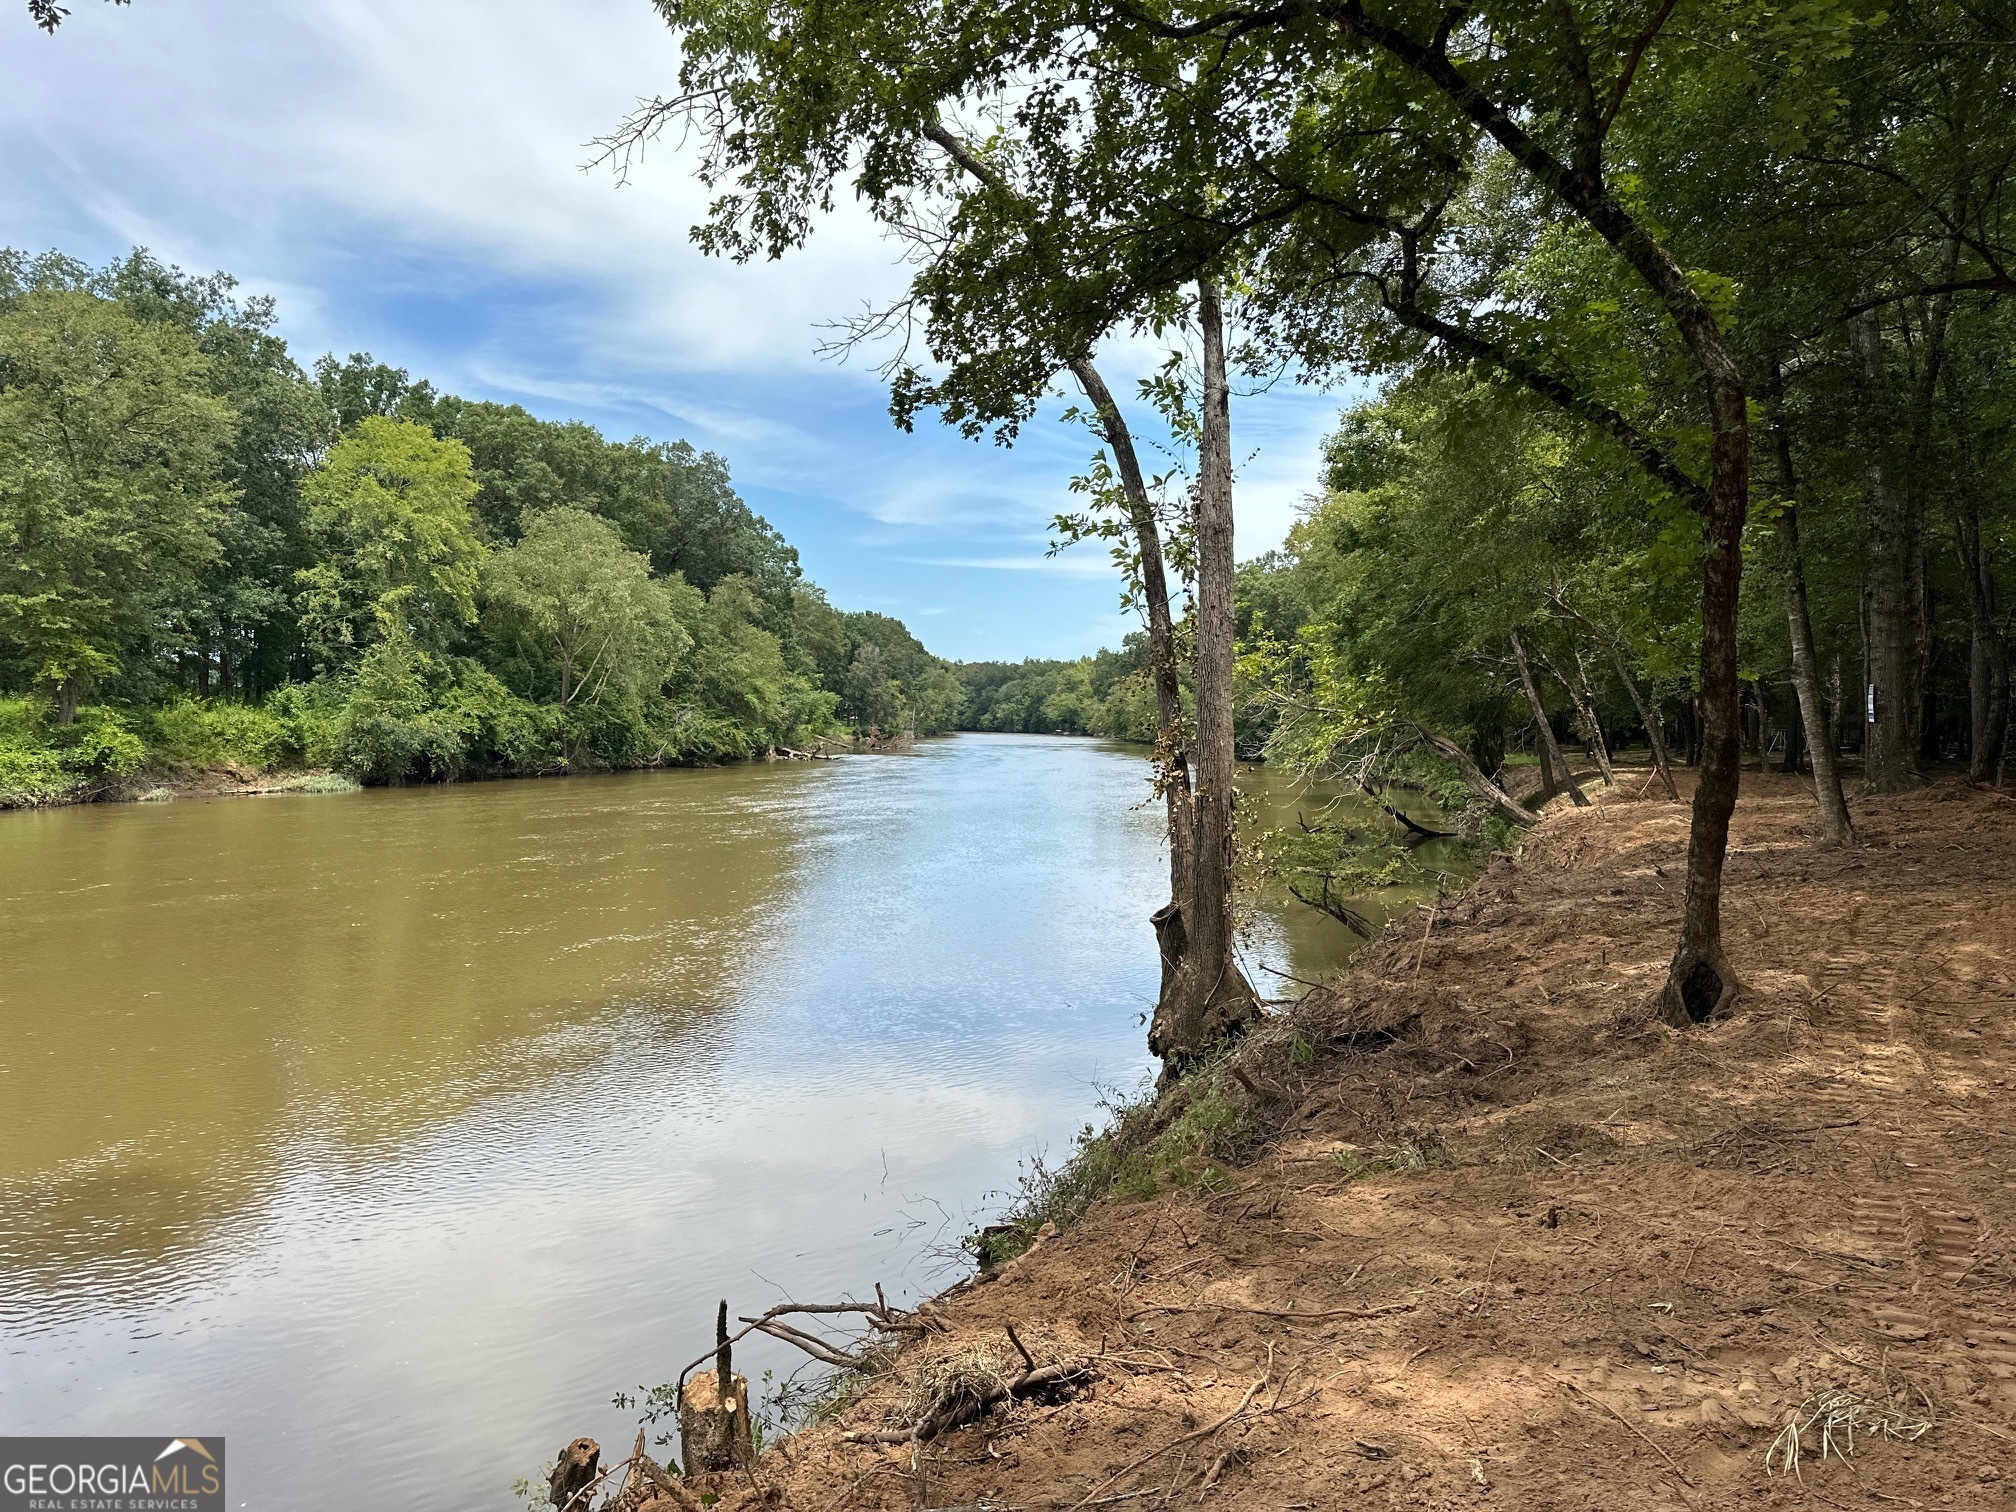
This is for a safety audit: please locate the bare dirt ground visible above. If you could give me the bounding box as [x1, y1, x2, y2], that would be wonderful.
[720, 773, 2016, 1511]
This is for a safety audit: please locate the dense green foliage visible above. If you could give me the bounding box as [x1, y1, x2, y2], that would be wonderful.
[0, 248, 967, 803]
[955, 637, 1163, 741]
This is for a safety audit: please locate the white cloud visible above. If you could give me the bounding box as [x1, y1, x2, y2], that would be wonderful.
[3, 0, 908, 375]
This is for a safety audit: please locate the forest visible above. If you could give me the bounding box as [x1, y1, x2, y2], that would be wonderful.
[0, 248, 968, 804]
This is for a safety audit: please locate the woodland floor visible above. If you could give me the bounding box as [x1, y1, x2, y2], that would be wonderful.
[712, 771, 2016, 1511]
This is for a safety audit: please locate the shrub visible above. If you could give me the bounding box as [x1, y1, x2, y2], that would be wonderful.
[146, 698, 291, 770]
[0, 697, 144, 806]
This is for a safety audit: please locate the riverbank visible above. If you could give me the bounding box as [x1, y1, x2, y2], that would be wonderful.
[0, 734, 865, 811]
[668, 770, 2016, 1510]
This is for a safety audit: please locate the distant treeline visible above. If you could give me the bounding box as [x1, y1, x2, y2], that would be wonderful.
[954, 639, 1162, 742]
[0, 248, 964, 802]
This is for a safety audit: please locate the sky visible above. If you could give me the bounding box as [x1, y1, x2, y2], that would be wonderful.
[3, 0, 1366, 660]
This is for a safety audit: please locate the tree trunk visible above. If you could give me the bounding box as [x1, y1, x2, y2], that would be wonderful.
[1146, 280, 1258, 1072]
[56, 678, 78, 725]
[680, 1303, 755, 1476]
[548, 1438, 601, 1511]
[1409, 722, 1537, 827]
[1851, 310, 1922, 793]
[1959, 504, 2010, 784]
[1570, 649, 1615, 784]
[1764, 391, 1854, 845]
[1070, 356, 1194, 998]
[1657, 389, 1748, 1028]
[921, 124, 1200, 1006]
[1610, 649, 1678, 799]
[1509, 628, 1587, 807]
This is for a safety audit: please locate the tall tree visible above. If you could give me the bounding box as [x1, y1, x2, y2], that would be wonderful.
[0, 289, 231, 718]
[295, 417, 485, 666]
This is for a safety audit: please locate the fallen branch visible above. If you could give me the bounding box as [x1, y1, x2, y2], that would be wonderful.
[840, 1361, 1092, 1445]
[674, 1295, 922, 1397]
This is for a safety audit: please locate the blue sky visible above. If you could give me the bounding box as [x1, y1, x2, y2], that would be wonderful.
[3, 0, 1364, 661]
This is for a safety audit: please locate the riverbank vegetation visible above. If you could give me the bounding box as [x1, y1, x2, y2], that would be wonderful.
[0, 249, 967, 805]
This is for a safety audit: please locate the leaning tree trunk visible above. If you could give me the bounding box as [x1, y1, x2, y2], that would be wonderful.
[1765, 386, 1854, 845]
[1609, 648, 1678, 800]
[1851, 310, 1923, 793]
[1537, 638, 1613, 784]
[1959, 502, 2011, 785]
[1509, 628, 1588, 807]
[1657, 378, 1749, 1028]
[922, 122, 1202, 1004]
[1146, 280, 1259, 1073]
[1407, 722, 1537, 827]
[1070, 357, 1194, 997]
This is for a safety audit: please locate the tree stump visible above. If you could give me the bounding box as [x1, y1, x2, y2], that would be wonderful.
[548, 1437, 600, 1510]
[677, 1367, 753, 1474]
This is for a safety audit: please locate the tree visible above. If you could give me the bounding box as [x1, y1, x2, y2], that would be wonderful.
[481, 506, 692, 711]
[295, 417, 485, 666]
[634, 0, 1275, 1069]
[0, 288, 231, 718]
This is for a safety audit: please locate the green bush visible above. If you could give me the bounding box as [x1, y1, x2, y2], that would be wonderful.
[0, 741, 71, 805]
[328, 631, 553, 783]
[146, 698, 291, 770]
[0, 697, 144, 805]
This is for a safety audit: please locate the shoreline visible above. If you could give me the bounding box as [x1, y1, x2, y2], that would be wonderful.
[580, 769, 2016, 1511]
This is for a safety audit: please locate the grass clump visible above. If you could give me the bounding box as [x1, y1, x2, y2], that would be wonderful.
[965, 1059, 1260, 1269]
[1330, 1128, 1459, 1179]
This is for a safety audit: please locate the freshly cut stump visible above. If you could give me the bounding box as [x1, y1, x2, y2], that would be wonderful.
[678, 1369, 753, 1474]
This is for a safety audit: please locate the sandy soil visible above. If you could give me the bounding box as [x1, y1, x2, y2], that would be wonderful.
[698, 773, 2016, 1511]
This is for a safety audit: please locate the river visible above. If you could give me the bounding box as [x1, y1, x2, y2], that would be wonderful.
[0, 734, 1451, 1509]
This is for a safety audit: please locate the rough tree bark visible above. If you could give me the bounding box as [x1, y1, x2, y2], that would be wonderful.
[1765, 382, 1854, 845]
[548, 1438, 600, 1510]
[1146, 279, 1259, 1072]
[1509, 628, 1588, 807]
[679, 1301, 754, 1475]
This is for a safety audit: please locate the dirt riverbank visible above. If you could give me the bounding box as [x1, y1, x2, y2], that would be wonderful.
[696, 771, 2016, 1511]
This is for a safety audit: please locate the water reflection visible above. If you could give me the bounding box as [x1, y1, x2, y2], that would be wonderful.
[0, 734, 1441, 1508]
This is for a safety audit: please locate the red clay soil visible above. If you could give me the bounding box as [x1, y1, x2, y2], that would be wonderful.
[708, 773, 2016, 1511]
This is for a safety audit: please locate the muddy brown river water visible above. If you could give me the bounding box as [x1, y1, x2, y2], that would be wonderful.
[0, 733, 1454, 1509]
